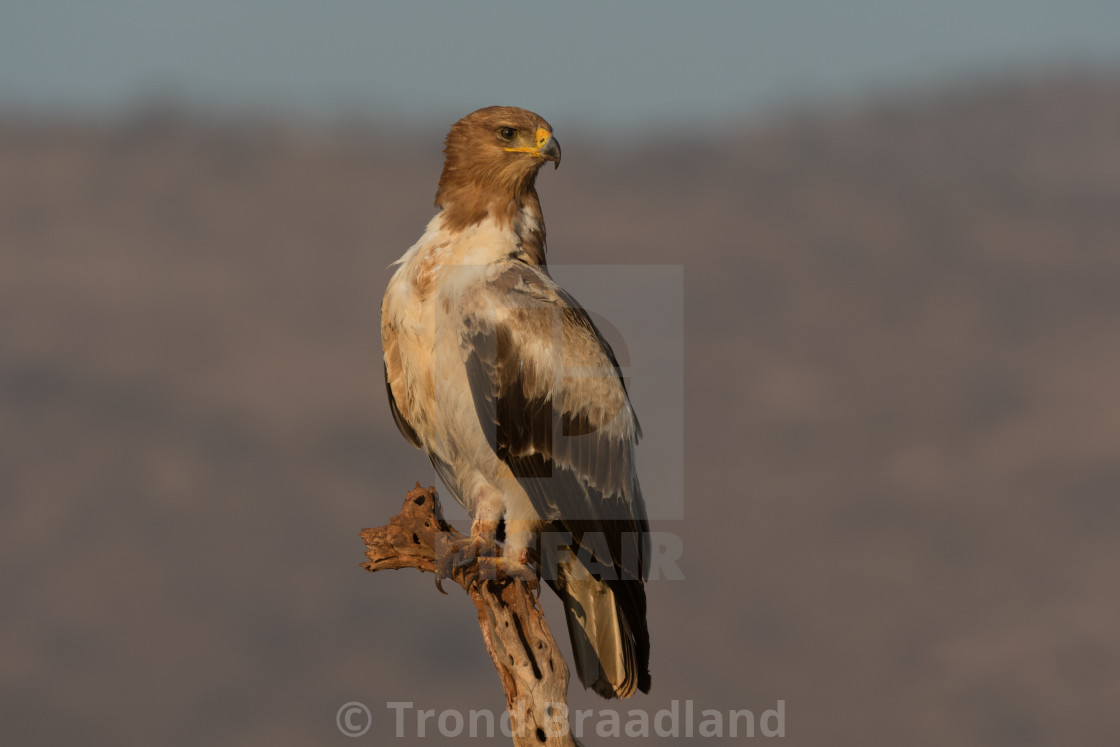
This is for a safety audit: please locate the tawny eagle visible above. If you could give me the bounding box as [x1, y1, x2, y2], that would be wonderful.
[381, 106, 650, 698]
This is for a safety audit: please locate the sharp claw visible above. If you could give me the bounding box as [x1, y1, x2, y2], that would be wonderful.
[493, 558, 539, 591]
[431, 534, 542, 593]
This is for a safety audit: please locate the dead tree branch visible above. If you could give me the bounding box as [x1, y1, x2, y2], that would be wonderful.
[361, 483, 581, 746]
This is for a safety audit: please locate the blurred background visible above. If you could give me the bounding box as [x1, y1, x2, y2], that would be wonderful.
[3, 2, 1119, 744]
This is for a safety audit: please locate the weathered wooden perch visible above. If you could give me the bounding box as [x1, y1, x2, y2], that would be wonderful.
[361, 483, 582, 747]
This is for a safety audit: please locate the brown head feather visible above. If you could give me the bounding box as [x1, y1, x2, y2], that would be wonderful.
[435, 106, 559, 265]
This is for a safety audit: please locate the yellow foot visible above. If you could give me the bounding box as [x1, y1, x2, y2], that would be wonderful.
[434, 534, 497, 593]
[433, 535, 539, 593]
[475, 556, 540, 592]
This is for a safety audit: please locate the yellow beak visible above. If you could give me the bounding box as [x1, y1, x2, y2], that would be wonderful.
[505, 127, 562, 168]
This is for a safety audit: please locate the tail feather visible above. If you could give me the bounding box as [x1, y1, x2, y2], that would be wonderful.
[549, 567, 651, 698]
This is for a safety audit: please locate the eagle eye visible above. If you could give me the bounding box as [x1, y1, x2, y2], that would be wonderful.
[498, 127, 516, 141]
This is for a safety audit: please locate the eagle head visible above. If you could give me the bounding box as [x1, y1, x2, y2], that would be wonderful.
[436, 107, 560, 228]
[445, 105, 561, 173]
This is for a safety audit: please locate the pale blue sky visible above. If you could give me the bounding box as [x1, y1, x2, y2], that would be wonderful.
[2, 1, 1118, 131]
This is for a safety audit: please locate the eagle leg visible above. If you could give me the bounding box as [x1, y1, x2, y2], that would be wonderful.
[496, 525, 541, 594]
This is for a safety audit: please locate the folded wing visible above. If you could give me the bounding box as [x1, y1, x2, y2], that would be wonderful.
[460, 262, 651, 697]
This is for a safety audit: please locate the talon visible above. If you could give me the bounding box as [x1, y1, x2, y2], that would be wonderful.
[432, 530, 540, 592]
[462, 565, 481, 591]
[434, 533, 491, 592]
[435, 536, 473, 593]
[493, 557, 540, 591]
[455, 553, 480, 569]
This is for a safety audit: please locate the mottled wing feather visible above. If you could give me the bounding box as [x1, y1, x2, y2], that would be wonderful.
[460, 263, 649, 573]
[460, 262, 651, 695]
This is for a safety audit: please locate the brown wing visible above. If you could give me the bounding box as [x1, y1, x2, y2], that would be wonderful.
[460, 262, 650, 696]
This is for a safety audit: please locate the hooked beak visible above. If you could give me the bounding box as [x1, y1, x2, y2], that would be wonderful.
[506, 127, 561, 168]
[538, 131, 561, 169]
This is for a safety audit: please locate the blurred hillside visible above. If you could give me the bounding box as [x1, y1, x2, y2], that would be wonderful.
[2, 74, 1119, 745]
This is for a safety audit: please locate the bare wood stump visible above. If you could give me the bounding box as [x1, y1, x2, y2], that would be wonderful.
[361, 484, 581, 746]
